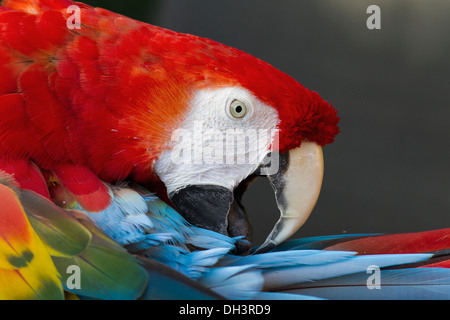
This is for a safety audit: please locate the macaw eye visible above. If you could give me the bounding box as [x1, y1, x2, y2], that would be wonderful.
[230, 99, 247, 118]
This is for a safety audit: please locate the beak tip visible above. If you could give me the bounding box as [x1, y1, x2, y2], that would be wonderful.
[252, 240, 277, 254]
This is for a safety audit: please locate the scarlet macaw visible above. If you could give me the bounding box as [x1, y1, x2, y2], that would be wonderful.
[0, 0, 449, 300]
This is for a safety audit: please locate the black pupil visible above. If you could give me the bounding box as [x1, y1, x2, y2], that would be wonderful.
[235, 105, 243, 113]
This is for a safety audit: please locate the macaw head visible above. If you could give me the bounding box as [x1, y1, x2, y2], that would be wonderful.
[71, 19, 339, 253]
[125, 29, 340, 253]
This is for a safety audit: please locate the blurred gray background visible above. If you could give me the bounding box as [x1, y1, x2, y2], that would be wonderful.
[85, 0, 450, 245]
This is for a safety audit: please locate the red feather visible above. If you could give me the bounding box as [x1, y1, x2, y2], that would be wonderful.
[52, 164, 112, 212]
[0, 159, 50, 199]
[325, 228, 450, 255]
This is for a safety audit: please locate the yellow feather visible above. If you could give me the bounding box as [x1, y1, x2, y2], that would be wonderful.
[0, 184, 63, 300]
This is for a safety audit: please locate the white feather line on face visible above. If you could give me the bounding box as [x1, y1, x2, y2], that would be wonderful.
[154, 87, 280, 194]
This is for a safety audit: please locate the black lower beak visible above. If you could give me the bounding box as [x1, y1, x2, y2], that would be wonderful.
[169, 184, 253, 254]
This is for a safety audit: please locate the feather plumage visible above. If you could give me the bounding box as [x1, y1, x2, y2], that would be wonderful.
[0, 172, 221, 300]
[1, 167, 450, 300]
[0, 0, 448, 301]
[50, 175, 450, 299]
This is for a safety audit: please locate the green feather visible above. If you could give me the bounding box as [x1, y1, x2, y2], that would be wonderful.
[52, 216, 148, 300]
[21, 190, 92, 257]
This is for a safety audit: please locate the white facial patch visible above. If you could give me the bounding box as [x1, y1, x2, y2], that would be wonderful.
[154, 87, 280, 195]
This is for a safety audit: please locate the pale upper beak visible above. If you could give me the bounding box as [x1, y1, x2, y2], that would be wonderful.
[255, 141, 324, 253]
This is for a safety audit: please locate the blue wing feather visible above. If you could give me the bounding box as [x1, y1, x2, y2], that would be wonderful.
[283, 268, 450, 300]
[71, 183, 450, 300]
